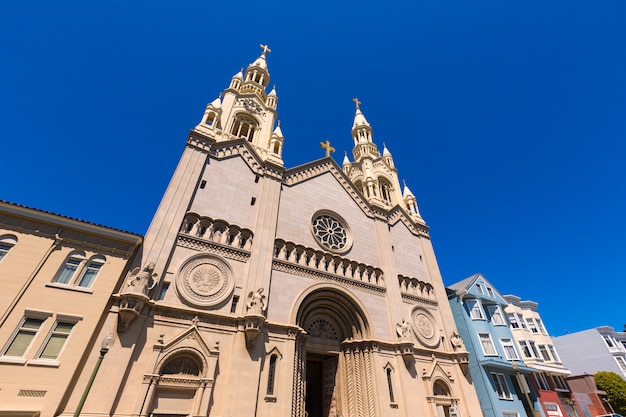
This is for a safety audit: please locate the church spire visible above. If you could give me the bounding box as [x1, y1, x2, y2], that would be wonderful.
[351, 98, 379, 163]
[194, 45, 281, 165]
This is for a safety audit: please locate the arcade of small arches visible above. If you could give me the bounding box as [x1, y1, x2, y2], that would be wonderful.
[354, 176, 396, 205]
[180, 214, 253, 250]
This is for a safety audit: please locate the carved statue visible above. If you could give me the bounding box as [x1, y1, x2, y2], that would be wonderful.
[451, 330, 465, 350]
[246, 288, 267, 315]
[126, 263, 158, 295]
[396, 319, 411, 340]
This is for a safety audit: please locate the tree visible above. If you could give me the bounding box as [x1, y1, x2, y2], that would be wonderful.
[594, 371, 626, 415]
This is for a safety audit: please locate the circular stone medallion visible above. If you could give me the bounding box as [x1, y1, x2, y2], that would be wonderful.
[176, 255, 234, 308]
[411, 308, 440, 348]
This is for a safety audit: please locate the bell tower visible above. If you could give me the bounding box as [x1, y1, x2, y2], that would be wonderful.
[194, 44, 283, 165]
[343, 99, 422, 221]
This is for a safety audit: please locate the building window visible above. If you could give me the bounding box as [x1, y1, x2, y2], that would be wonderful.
[38, 321, 75, 360]
[529, 341, 539, 358]
[507, 313, 519, 329]
[479, 333, 497, 356]
[536, 318, 546, 334]
[548, 345, 560, 362]
[231, 115, 257, 142]
[386, 367, 395, 403]
[2, 317, 46, 357]
[487, 287, 495, 297]
[0, 236, 17, 262]
[53, 254, 105, 289]
[519, 341, 533, 358]
[487, 306, 505, 326]
[501, 338, 519, 360]
[615, 356, 626, 372]
[503, 412, 519, 417]
[538, 344, 551, 361]
[267, 354, 277, 395]
[491, 372, 512, 399]
[518, 314, 527, 329]
[468, 300, 485, 320]
[526, 318, 538, 333]
[534, 372, 550, 390]
[603, 335, 616, 348]
[550, 375, 568, 390]
[475, 283, 484, 294]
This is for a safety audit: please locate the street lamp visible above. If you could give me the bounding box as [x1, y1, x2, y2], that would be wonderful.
[511, 361, 536, 417]
[73, 333, 115, 417]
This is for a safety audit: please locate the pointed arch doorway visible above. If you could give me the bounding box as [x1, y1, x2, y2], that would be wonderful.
[294, 286, 372, 417]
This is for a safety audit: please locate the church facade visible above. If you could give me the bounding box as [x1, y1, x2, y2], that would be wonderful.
[57, 47, 482, 417]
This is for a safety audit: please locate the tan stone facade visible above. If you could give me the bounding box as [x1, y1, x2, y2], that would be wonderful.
[1, 49, 483, 417]
[0, 201, 142, 417]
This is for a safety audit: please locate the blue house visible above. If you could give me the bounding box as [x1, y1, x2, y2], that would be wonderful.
[447, 274, 544, 417]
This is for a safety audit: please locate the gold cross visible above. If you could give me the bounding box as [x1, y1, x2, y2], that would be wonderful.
[352, 97, 361, 110]
[260, 44, 272, 56]
[320, 140, 335, 157]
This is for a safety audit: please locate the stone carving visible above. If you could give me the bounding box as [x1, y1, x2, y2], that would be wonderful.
[411, 309, 440, 348]
[126, 263, 158, 295]
[450, 330, 465, 351]
[177, 256, 234, 308]
[396, 319, 411, 340]
[246, 288, 267, 315]
[308, 319, 338, 340]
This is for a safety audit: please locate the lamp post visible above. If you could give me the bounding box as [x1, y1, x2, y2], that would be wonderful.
[73, 333, 115, 417]
[512, 361, 536, 417]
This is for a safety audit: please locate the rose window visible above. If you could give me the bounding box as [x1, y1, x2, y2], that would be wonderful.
[311, 213, 351, 252]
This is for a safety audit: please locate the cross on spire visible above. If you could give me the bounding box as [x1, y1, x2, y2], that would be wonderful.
[320, 140, 335, 157]
[352, 97, 361, 110]
[260, 44, 272, 56]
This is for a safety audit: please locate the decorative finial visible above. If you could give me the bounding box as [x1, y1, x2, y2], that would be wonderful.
[218, 91, 224, 99]
[320, 140, 336, 157]
[403, 179, 407, 187]
[260, 44, 272, 56]
[277, 120, 281, 127]
[352, 97, 361, 110]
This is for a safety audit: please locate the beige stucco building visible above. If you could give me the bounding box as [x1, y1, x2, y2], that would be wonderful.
[2, 47, 483, 417]
[0, 201, 142, 416]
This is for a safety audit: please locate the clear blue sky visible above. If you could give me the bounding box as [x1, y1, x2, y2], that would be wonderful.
[1, 1, 624, 337]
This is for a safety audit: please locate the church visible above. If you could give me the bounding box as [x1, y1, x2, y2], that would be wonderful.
[1, 46, 482, 417]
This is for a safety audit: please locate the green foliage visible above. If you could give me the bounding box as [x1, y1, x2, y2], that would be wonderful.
[594, 371, 626, 415]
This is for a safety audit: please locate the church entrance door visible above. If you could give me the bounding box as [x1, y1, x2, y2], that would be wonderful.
[305, 354, 338, 417]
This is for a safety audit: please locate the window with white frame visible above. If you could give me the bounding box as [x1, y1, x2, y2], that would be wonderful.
[535, 318, 546, 334]
[538, 344, 551, 361]
[526, 318, 538, 333]
[37, 321, 76, 360]
[468, 300, 485, 320]
[487, 287, 495, 297]
[615, 356, 626, 372]
[518, 314, 527, 329]
[0, 236, 17, 262]
[1, 315, 48, 358]
[501, 338, 519, 360]
[519, 340, 533, 358]
[534, 372, 550, 390]
[52, 253, 105, 289]
[529, 341, 539, 358]
[550, 375, 568, 390]
[548, 345, 560, 362]
[479, 333, 497, 356]
[475, 283, 485, 294]
[503, 412, 519, 417]
[603, 335, 616, 348]
[487, 305, 506, 326]
[491, 372, 512, 399]
[507, 313, 519, 329]
[545, 402, 563, 417]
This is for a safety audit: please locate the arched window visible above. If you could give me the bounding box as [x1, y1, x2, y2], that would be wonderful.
[53, 252, 106, 288]
[231, 115, 258, 142]
[161, 354, 201, 376]
[433, 380, 451, 396]
[379, 178, 393, 204]
[0, 235, 17, 263]
[267, 354, 277, 395]
[386, 367, 395, 403]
